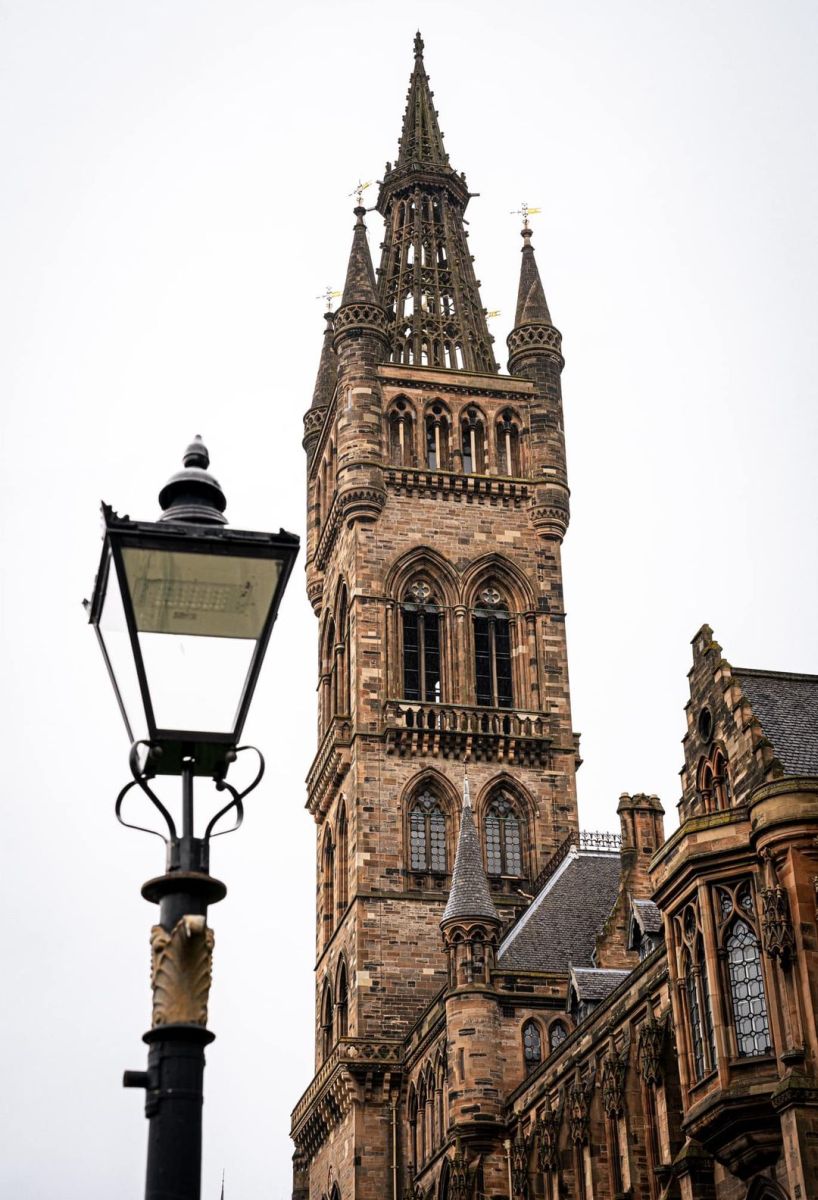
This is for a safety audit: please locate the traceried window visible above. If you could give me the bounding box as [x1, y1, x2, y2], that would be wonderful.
[473, 587, 513, 708]
[425, 404, 450, 470]
[549, 1020, 568, 1052]
[523, 1020, 543, 1074]
[389, 398, 414, 467]
[677, 904, 717, 1082]
[485, 794, 523, 876]
[401, 581, 442, 702]
[461, 407, 485, 474]
[697, 745, 731, 813]
[716, 881, 771, 1058]
[410, 791, 447, 873]
[497, 409, 521, 475]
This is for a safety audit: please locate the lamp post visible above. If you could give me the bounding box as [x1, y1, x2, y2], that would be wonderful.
[86, 436, 298, 1200]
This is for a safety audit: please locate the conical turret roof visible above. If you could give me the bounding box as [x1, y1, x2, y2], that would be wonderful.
[395, 32, 449, 171]
[340, 207, 378, 306]
[441, 774, 500, 926]
[310, 312, 338, 410]
[514, 227, 553, 326]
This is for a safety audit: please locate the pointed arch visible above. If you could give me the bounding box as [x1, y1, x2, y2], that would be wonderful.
[336, 798, 348, 915]
[522, 1018, 544, 1074]
[496, 406, 524, 476]
[423, 399, 451, 470]
[386, 545, 459, 608]
[402, 769, 459, 881]
[335, 955, 349, 1039]
[333, 580, 351, 718]
[320, 611, 337, 733]
[407, 1081, 419, 1168]
[322, 826, 335, 946]
[460, 553, 536, 613]
[459, 402, 487, 474]
[320, 977, 334, 1061]
[387, 394, 416, 467]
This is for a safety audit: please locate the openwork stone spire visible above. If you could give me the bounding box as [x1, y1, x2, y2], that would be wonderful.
[441, 771, 500, 926]
[376, 34, 496, 374]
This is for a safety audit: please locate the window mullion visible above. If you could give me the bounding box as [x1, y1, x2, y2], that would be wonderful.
[489, 617, 498, 706]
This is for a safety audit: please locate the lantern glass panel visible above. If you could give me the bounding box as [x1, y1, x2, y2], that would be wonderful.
[98, 550, 147, 743]
[121, 546, 282, 735]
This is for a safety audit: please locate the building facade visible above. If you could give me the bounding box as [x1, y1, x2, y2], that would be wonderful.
[291, 35, 818, 1200]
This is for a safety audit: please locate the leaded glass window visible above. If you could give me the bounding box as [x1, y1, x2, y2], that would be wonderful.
[727, 918, 771, 1057]
[685, 955, 706, 1082]
[523, 1020, 542, 1073]
[485, 795, 523, 876]
[410, 792, 447, 873]
[474, 590, 513, 708]
[401, 582, 442, 702]
[549, 1021, 568, 1052]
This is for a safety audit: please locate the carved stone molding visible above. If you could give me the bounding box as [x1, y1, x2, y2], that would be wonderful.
[638, 1016, 667, 1086]
[150, 914, 214, 1028]
[511, 1127, 529, 1197]
[568, 1070, 593, 1145]
[601, 1049, 628, 1117]
[333, 302, 388, 344]
[760, 884, 795, 967]
[536, 1091, 563, 1173]
[507, 322, 564, 367]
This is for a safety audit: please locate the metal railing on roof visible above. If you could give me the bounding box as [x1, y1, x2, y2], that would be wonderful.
[531, 829, 621, 896]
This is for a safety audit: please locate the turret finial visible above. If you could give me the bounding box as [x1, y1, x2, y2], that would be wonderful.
[414, 30, 424, 60]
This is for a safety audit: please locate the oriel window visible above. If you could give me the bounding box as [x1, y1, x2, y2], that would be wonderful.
[402, 581, 442, 702]
[485, 795, 523, 876]
[474, 588, 513, 708]
[716, 881, 772, 1058]
[410, 791, 447, 873]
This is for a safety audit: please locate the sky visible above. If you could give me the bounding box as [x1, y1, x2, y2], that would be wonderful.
[1, 1, 817, 1197]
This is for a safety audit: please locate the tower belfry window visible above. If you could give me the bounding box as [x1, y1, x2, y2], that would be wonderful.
[473, 588, 513, 708]
[410, 790, 447, 873]
[485, 795, 522, 876]
[461, 408, 485, 474]
[425, 405, 449, 470]
[402, 581, 442, 702]
[497, 409, 521, 475]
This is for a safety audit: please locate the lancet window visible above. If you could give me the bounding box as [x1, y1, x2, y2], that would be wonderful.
[409, 789, 447, 874]
[676, 904, 716, 1082]
[497, 409, 521, 475]
[697, 745, 731, 812]
[425, 403, 450, 470]
[549, 1020, 568, 1052]
[461, 407, 486, 474]
[320, 980, 334, 1061]
[401, 581, 442, 702]
[322, 829, 335, 946]
[335, 960, 348, 1039]
[714, 880, 772, 1058]
[523, 1020, 543, 1074]
[388, 397, 415, 467]
[473, 587, 514, 708]
[484, 793, 523, 877]
[336, 802, 348, 915]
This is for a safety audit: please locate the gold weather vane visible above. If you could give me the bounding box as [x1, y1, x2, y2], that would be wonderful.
[485, 309, 501, 319]
[316, 286, 340, 309]
[510, 202, 542, 229]
[349, 180, 373, 206]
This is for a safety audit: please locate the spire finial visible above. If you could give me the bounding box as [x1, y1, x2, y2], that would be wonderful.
[348, 179, 372, 207]
[414, 30, 424, 60]
[316, 285, 340, 311]
[511, 202, 542, 233]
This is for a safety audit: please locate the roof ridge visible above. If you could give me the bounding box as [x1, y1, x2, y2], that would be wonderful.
[734, 666, 818, 683]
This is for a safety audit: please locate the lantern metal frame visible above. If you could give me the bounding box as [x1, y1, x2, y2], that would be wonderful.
[88, 503, 299, 778]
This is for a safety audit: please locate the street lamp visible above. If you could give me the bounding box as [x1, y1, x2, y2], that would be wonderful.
[86, 436, 298, 1200]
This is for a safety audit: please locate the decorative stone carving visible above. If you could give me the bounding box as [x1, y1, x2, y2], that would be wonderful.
[536, 1092, 563, 1173]
[479, 586, 502, 608]
[568, 1070, 592, 1145]
[601, 1049, 628, 1117]
[150, 914, 215, 1028]
[638, 1016, 666, 1086]
[409, 581, 432, 605]
[511, 1127, 529, 1197]
[450, 1138, 470, 1200]
[760, 850, 795, 967]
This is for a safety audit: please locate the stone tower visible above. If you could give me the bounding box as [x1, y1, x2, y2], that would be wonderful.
[292, 34, 579, 1199]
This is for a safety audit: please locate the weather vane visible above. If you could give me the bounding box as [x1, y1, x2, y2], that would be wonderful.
[485, 309, 501, 320]
[349, 179, 373, 206]
[316, 286, 340, 310]
[511, 202, 542, 230]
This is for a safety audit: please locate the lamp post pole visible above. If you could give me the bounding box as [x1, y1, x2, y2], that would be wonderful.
[88, 437, 298, 1200]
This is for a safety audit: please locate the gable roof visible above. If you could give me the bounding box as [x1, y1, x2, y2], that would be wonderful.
[734, 668, 818, 776]
[569, 966, 631, 1003]
[631, 899, 663, 936]
[497, 849, 621, 972]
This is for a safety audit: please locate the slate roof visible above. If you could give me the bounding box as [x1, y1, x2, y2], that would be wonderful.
[570, 967, 631, 1003]
[497, 850, 622, 972]
[441, 800, 500, 926]
[514, 229, 553, 327]
[340, 208, 379, 307]
[734, 668, 818, 776]
[632, 899, 663, 936]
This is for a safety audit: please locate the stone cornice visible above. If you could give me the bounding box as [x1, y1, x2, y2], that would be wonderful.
[290, 1038, 404, 1154]
[385, 466, 530, 505]
[378, 362, 533, 398]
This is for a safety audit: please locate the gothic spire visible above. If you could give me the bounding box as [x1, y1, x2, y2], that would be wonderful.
[310, 312, 338, 411]
[376, 34, 497, 374]
[515, 226, 553, 326]
[395, 32, 449, 172]
[341, 207, 378, 305]
[441, 771, 500, 927]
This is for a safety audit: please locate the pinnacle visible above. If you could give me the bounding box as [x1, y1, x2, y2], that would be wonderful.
[309, 312, 338, 411]
[441, 779, 500, 927]
[514, 227, 553, 327]
[395, 31, 449, 171]
[340, 207, 379, 307]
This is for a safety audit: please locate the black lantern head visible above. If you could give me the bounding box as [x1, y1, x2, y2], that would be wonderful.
[87, 438, 298, 777]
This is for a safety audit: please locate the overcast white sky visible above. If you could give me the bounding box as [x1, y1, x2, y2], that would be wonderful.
[1, 2, 817, 1197]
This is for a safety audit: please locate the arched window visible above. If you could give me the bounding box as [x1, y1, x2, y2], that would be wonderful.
[408, 1083, 418, 1167]
[335, 960, 348, 1039]
[549, 1020, 568, 1052]
[697, 745, 731, 813]
[336, 586, 350, 718]
[716, 881, 771, 1058]
[461, 407, 485, 474]
[336, 802, 348, 914]
[409, 790, 447, 874]
[677, 905, 716, 1082]
[389, 398, 414, 467]
[320, 980, 334, 1061]
[322, 829, 335, 944]
[425, 403, 449, 470]
[402, 581, 442, 702]
[473, 587, 513, 708]
[485, 793, 523, 877]
[523, 1020, 543, 1074]
[497, 409, 521, 475]
[321, 614, 337, 732]
[418, 1075, 427, 1162]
